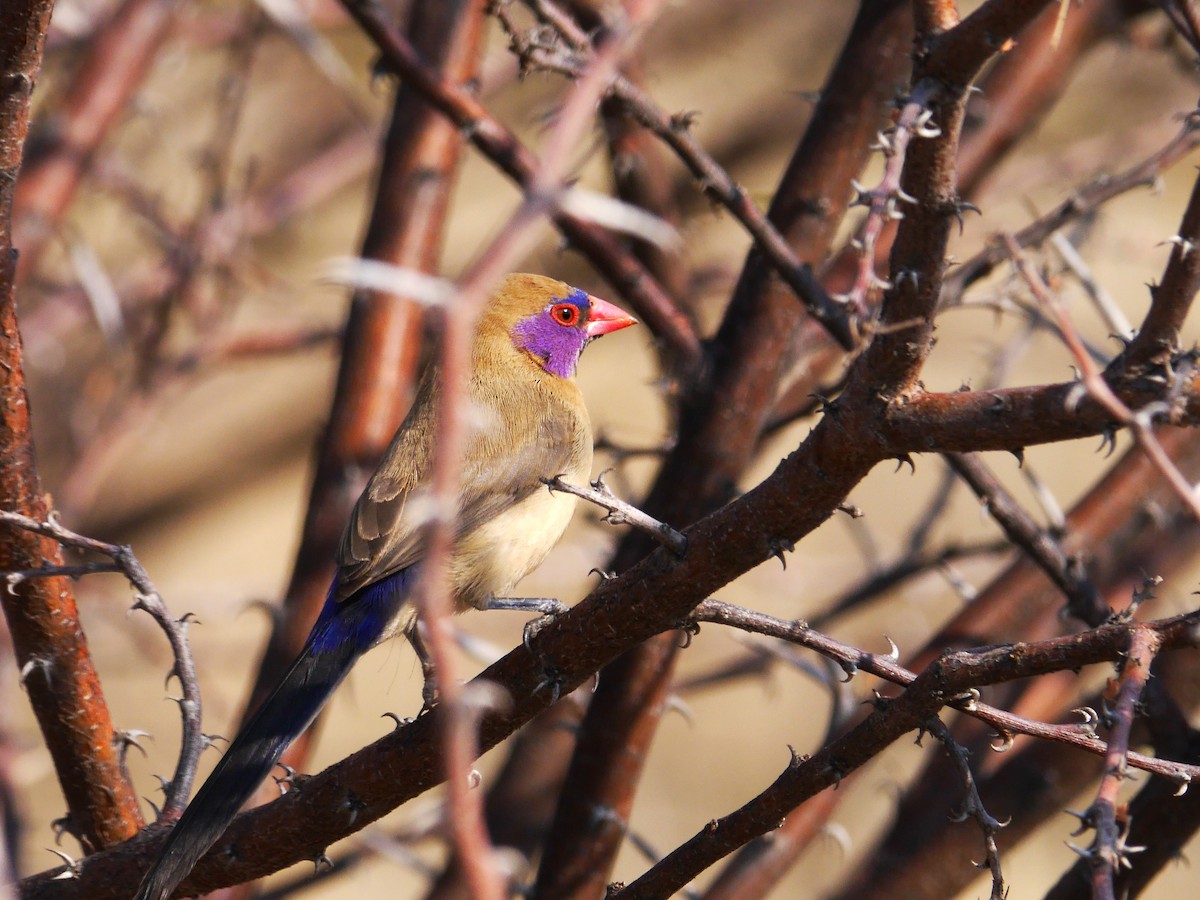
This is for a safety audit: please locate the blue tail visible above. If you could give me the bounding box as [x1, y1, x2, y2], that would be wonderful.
[134, 571, 411, 900]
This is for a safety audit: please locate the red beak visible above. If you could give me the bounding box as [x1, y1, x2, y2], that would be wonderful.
[586, 295, 638, 337]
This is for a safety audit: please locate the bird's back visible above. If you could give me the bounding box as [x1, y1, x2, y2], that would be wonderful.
[336, 308, 593, 612]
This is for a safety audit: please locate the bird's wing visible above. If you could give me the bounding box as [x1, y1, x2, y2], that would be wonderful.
[335, 386, 586, 601]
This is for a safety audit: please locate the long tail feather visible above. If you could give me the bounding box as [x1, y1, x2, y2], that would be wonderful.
[135, 571, 411, 900]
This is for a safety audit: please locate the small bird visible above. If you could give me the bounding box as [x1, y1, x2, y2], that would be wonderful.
[134, 273, 637, 900]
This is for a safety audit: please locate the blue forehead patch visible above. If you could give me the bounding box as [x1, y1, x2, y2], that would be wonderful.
[555, 287, 590, 311]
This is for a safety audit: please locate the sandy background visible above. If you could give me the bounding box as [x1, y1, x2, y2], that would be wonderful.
[9, 1, 1200, 897]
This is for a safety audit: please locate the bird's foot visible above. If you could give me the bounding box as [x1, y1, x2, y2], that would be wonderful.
[483, 596, 567, 652]
[419, 678, 440, 717]
[273, 763, 310, 795]
[533, 665, 565, 704]
[406, 623, 440, 715]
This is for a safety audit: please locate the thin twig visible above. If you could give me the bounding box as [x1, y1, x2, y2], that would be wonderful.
[545, 474, 687, 556]
[1065, 626, 1160, 900]
[943, 108, 1200, 306]
[1049, 231, 1133, 340]
[843, 79, 943, 317]
[505, 0, 856, 348]
[1003, 233, 1200, 525]
[690, 599, 1200, 785]
[0, 510, 203, 820]
[927, 718, 1007, 900]
[944, 451, 1103, 623]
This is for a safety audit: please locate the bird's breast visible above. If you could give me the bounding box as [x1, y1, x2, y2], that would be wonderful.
[452, 474, 583, 611]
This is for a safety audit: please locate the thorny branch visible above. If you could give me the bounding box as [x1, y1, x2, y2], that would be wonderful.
[689, 600, 1199, 785]
[611, 609, 1200, 900]
[0, 510, 203, 820]
[1003, 233, 1200, 525]
[1067, 627, 1161, 900]
[843, 79, 943, 317]
[943, 107, 1200, 306]
[14, 0, 1200, 897]
[926, 718, 1007, 900]
[500, 0, 857, 347]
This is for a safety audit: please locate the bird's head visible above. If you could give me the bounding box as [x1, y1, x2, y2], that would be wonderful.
[494, 273, 638, 379]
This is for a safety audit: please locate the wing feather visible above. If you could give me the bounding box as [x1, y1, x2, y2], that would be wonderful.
[335, 363, 589, 602]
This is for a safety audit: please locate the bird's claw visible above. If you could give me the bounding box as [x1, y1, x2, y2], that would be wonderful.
[522, 604, 565, 652]
[533, 665, 564, 704]
[420, 681, 440, 717]
[273, 763, 309, 794]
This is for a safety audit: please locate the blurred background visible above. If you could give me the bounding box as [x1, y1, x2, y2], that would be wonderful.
[8, 0, 1200, 896]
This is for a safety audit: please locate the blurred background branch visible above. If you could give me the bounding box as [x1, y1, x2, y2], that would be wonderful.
[6, 0, 1200, 898]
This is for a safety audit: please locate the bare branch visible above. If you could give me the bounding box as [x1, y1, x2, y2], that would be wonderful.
[508, 0, 857, 348]
[0, 510, 204, 820]
[1004, 232, 1200, 525]
[927, 718, 1007, 900]
[1062, 627, 1160, 900]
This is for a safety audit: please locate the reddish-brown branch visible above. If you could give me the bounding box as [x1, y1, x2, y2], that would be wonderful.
[885, 368, 1200, 453]
[922, 0, 1054, 88]
[536, 2, 914, 892]
[12, 0, 181, 287]
[1158, 0, 1200, 55]
[611, 614, 1198, 899]
[1083, 627, 1160, 900]
[512, 0, 857, 348]
[837, 425, 1200, 900]
[339, 0, 702, 371]
[1124, 158, 1200, 366]
[0, 0, 145, 854]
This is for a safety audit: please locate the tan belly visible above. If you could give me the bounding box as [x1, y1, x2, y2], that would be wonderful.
[452, 483, 581, 610]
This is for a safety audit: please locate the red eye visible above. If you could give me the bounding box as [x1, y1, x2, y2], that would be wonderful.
[550, 303, 581, 327]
